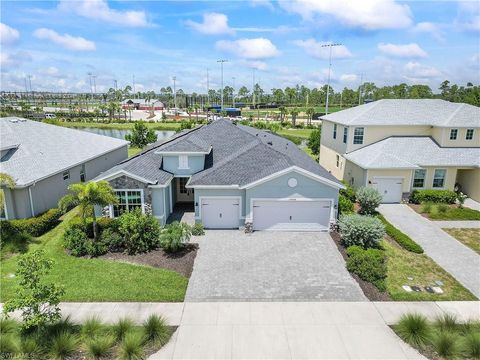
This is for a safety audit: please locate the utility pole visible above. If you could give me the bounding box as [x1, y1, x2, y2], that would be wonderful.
[172, 76, 177, 109]
[217, 59, 228, 110]
[252, 68, 256, 107]
[87, 72, 93, 94]
[132, 74, 136, 97]
[358, 73, 364, 105]
[321, 42, 341, 115]
[232, 76, 236, 106]
[92, 75, 97, 94]
[27, 75, 34, 107]
[206, 68, 210, 105]
[113, 79, 118, 91]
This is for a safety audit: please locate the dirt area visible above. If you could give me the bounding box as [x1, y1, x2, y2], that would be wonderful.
[99, 244, 198, 278]
[331, 231, 392, 301]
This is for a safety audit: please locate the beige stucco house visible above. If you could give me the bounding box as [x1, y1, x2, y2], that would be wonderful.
[319, 99, 480, 203]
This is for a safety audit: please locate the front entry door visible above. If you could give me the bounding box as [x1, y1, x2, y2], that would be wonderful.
[176, 177, 194, 202]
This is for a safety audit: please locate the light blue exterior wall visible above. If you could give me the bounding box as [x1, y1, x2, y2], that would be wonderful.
[245, 172, 339, 219]
[151, 187, 166, 224]
[162, 155, 205, 176]
[193, 188, 246, 226]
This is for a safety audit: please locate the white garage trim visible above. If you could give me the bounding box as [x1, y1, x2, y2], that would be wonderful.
[199, 196, 242, 228]
[248, 197, 335, 231]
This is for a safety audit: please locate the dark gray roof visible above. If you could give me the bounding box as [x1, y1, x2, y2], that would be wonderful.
[96, 119, 341, 187]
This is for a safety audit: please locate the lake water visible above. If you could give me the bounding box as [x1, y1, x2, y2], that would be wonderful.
[75, 127, 176, 141]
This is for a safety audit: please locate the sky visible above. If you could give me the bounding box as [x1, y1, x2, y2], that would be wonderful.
[1, 0, 479, 94]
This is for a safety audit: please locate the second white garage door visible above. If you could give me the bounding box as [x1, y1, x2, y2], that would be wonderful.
[252, 199, 332, 231]
[372, 178, 403, 203]
[201, 197, 240, 229]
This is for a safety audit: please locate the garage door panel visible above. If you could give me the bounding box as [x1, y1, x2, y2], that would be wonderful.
[201, 198, 239, 229]
[372, 178, 403, 203]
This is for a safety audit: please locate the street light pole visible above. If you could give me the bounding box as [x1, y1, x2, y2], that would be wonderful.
[217, 59, 228, 110]
[358, 73, 364, 105]
[172, 76, 177, 109]
[206, 68, 210, 105]
[232, 76, 236, 106]
[252, 68, 256, 107]
[321, 43, 341, 115]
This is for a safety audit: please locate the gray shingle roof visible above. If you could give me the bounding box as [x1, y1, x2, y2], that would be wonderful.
[344, 136, 480, 169]
[321, 99, 480, 127]
[0, 117, 128, 187]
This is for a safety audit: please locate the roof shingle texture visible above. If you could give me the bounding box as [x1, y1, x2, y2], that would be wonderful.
[0, 117, 128, 186]
[322, 99, 480, 127]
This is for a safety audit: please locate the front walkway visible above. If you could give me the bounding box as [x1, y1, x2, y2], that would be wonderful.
[379, 204, 480, 298]
[186, 231, 366, 301]
[167, 203, 195, 225]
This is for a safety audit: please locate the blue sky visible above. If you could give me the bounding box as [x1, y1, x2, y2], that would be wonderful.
[1, 0, 479, 93]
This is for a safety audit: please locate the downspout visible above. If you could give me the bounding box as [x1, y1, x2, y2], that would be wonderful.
[28, 184, 35, 217]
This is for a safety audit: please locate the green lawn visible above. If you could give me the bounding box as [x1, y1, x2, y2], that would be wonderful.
[0, 210, 188, 302]
[54, 121, 182, 131]
[443, 228, 480, 255]
[383, 238, 477, 301]
[416, 203, 480, 220]
[128, 146, 142, 157]
[276, 128, 314, 139]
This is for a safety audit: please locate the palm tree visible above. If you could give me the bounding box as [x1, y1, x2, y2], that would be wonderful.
[0, 173, 15, 217]
[289, 107, 299, 127]
[305, 107, 315, 126]
[279, 106, 287, 123]
[58, 181, 118, 240]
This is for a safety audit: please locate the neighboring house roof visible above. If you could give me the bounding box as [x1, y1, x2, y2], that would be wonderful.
[344, 136, 480, 169]
[0, 117, 128, 187]
[321, 99, 480, 128]
[95, 119, 342, 188]
[122, 98, 164, 106]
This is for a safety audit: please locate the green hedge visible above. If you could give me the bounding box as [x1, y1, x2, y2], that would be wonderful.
[7, 208, 62, 237]
[410, 189, 457, 204]
[338, 194, 354, 215]
[346, 245, 387, 291]
[377, 215, 424, 253]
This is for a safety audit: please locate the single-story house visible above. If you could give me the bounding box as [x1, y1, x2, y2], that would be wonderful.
[94, 119, 343, 231]
[0, 117, 128, 219]
[121, 99, 164, 110]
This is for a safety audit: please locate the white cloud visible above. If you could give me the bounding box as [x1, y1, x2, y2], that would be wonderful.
[33, 28, 96, 51]
[0, 23, 20, 44]
[0, 51, 31, 69]
[279, 0, 412, 30]
[412, 22, 445, 42]
[455, 1, 480, 32]
[239, 59, 268, 70]
[378, 43, 428, 58]
[216, 38, 280, 59]
[293, 39, 352, 59]
[340, 74, 358, 82]
[250, 0, 274, 11]
[40, 66, 60, 76]
[185, 13, 234, 35]
[58, 0, 148, 27]
[404, 62, 441, 79]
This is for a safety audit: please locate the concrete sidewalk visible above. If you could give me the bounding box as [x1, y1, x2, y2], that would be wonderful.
[379, 204, 480, 297]
[434, 220, 480, 228]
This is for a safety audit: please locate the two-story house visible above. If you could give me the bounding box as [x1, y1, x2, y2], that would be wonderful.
[319, 99, 480, 203]
[94, 119, 344, 231]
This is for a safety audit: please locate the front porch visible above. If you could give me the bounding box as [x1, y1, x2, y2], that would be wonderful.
[167, 203, 195, 225]
[167, 177, 195, 225]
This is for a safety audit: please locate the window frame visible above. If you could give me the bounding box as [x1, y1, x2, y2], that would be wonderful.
[343, 127, 348, 144]
[449, 128, 458, 140]
[109, 189, 145, 218]
[333, 124, 337, 139]
[412, 169, 426, 189]
[353, 127, 364, 145]
[466, 129, 474, 140]
[178, 155, 189, 169]
[80, 165, 86, 182]
[62, 170, 70, 180]
[336, 154, 340, 168]
[432, 169, 447, 188]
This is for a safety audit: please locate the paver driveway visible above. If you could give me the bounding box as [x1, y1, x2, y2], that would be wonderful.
[186, 231, 366, 301]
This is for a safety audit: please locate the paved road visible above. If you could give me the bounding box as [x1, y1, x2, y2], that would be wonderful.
[186, 231, 366, 301]
[379, 204, 480, 298]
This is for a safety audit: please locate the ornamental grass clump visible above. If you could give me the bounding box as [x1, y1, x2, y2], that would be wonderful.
[463, 332, 480, 359]
[81, 316, 104, 338]
[431, 331, 460, 359]
[85, 335, 115, 359]
[396, 313, 432, 347]
[113, 318, 135, 341]
[356, 186, 382, 215]
[143, 314, 170, 345]
[160, 221, 192, 253]
[118, 332, 145, 360]
[435, 313, 458, 332]
[50, 331, 78, 360]
[339, 214, 385, 249]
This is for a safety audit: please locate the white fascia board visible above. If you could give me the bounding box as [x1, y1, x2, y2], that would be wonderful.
[186, 184, 240, 189]
[94, 170, 155, 184]
[154, 146, 212, 156]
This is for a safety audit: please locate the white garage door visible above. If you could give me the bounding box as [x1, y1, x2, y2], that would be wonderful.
[201, 198, 240, 229]
[372, 178, 403, 203]
[252, 199, 332, 231]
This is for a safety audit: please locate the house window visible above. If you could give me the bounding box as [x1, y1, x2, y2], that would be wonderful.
[466, 129, 474, 140]
[112, 190, 143, 217]
[62, 170, 70, 180]
[343, 127, 348, 144]
[412, 169, 426, 188]
[449, 129, 458, 140]
[353, 127, 364, 144]
[433, 169, 446, 188]
[179, 177, 188, 194]
[333, 124, 337, 139]
[336, 154, 340, 168]
[80, 165, 86, 182]
[178, 155, 189, 169]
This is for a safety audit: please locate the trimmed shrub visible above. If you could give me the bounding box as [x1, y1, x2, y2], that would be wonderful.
[396, 313, 432, 347]
[346, 245, 387, 291]
[410, 189, 457, 204]
[8, 208, 62, 237]
[159, 222, 191, 253]
[191, 223, 205, 236]
[340, 181, 356, 203]
[339, 214, 385, 249]
[63, 226, 90, 257]
[117, 210, 161, 255]
[338, 195, 354, 215]
[377, 215, 423, 253]
[356, 187, 382, 215]
[100, 228, 123, 252]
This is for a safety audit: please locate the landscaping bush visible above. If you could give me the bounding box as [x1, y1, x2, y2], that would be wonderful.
[100, 228, 123, 252]
[191, 223, 205, 236]
[8, 208, 62, 237]
[83, 217, 117, 238]
[356, 187, 382, 215]
[395, 313, 432, 347]
[117, 210, 161, 255]
[340, 181, 356, 203]
[346, 245, 387, 291]
[338, 194, 354, 215]
[420, 202, 432, 213]
[377, 215, 423, 253]
[159, 221, 192, 253]
[0, 221, 31, 255]
[432, 331, 460, 359]
[410, 189, 457, 204]
[64, 226, 90, 256]
[339, 214, 385, 249]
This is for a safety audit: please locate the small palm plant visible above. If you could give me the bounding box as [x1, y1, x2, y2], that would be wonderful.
[58, 181, 117, 240]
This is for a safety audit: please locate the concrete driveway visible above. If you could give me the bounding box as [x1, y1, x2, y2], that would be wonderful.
[186, 231, 366, 301]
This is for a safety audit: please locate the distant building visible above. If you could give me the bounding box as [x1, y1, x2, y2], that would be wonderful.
[121, 99, 164, 110]
[0, 118, 128, 219]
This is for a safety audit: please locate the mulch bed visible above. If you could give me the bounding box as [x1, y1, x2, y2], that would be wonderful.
[331, 231, 391, 301]
[99, 244, 198, 278]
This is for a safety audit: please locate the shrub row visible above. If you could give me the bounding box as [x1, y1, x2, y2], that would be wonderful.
[7, 208, 62, 237]
[410, 189, 457, 204]
[338, 194, 354, 215]
[346, 245, 387, 291]
[377, 215, 424, 254]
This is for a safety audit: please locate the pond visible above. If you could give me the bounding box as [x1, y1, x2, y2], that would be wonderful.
[75, 127, 176, 141]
